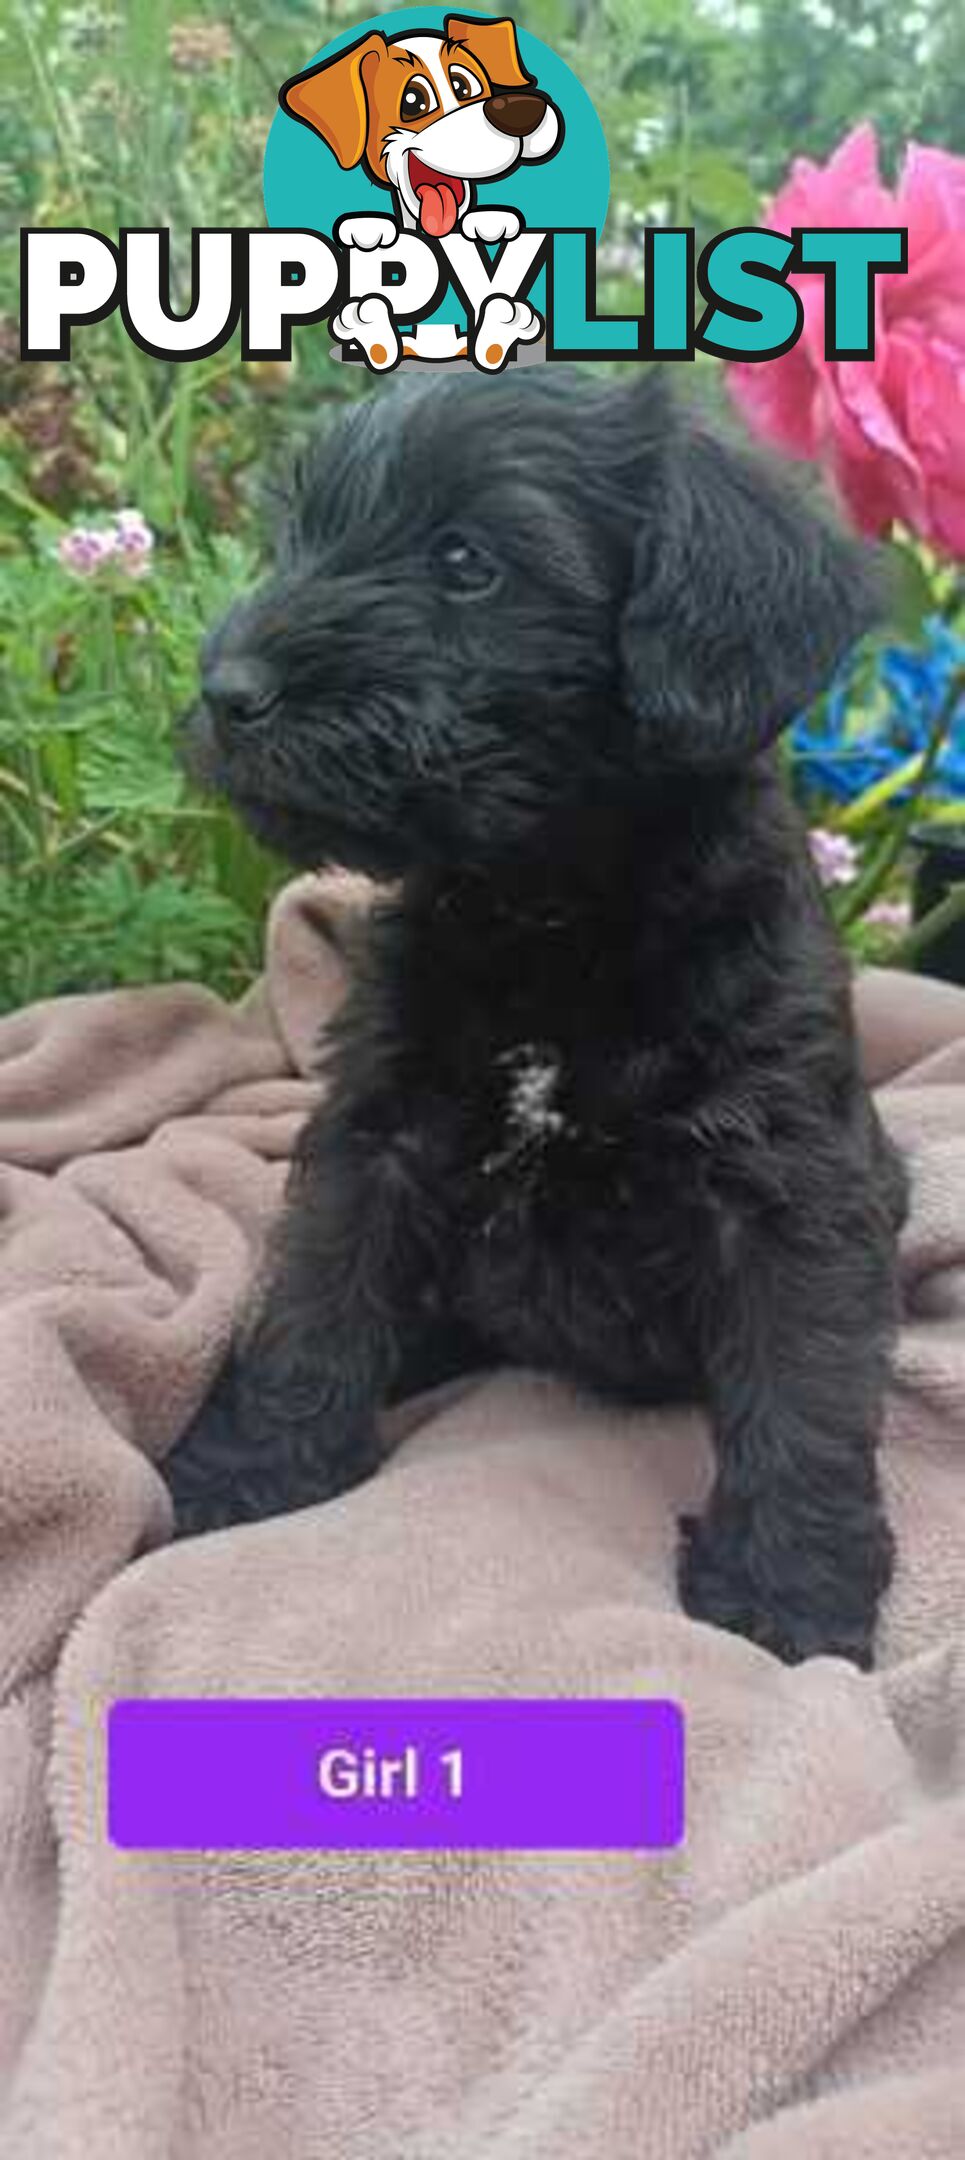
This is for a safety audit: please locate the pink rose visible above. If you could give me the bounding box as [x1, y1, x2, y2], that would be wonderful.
[727, 125, 965, 559]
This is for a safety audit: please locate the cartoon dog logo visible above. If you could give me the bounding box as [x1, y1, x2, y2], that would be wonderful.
[279, 14, 563, 369]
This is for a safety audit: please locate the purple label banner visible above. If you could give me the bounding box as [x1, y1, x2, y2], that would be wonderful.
[108, 1698, 684, 1852]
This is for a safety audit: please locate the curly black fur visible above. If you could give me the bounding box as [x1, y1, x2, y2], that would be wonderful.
[169, 367, 907, 1667]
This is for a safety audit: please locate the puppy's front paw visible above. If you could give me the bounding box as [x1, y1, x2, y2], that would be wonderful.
[331, 295, 400, 373]
[677, 1506, 894, 1669]
[168, 1351, 382, 1536]
[461, 208, 522, 243]
[335, 214, 399, 251]
[472, 294, 542, 372]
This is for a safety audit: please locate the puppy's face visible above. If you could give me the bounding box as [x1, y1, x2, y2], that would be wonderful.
[188, 372, 878, 881]
[190, 374, 649, 877]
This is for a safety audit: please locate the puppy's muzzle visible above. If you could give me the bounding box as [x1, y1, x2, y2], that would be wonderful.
[484, 90, 547, 137]
[201, 656, 280, 736]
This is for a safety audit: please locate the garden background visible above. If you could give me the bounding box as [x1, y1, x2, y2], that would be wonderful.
[1, 0, 963, 1012]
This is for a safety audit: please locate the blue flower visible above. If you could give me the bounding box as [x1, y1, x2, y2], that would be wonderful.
[790, 615, 965, 805]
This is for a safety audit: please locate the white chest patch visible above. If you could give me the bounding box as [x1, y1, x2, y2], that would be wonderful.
[482, 1044, 576, 1179]
[504, 1045, 567, 1139]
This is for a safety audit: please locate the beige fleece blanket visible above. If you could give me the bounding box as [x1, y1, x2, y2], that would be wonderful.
[2, 874, 965, 2160]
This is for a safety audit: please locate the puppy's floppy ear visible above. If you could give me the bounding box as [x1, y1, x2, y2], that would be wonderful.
[444, 14, 533, 89]
[279, 33, 387, 170]
[619, 424, 882, 769]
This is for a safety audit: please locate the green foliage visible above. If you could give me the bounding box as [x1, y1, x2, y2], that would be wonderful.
[0, 859, 261, 1005]
[0, 523, 283, 1006]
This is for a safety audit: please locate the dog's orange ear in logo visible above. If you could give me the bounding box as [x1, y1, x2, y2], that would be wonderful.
[280, 33, 387, 170]
[444, 15, 533, 90]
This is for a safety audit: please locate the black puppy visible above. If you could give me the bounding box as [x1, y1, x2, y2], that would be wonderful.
[173, 368, 906, 1667]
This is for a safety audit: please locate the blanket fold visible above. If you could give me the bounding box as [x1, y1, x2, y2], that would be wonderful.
[1, 875, 965, 2157]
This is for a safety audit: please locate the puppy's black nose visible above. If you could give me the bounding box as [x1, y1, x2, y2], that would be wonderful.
[484, 90, 547, 137]
[201, 658, 278, 730]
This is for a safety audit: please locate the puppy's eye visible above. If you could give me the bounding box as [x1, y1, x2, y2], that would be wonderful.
[433, 533, 501, 598]
[450, 66, 482, 102]
[400, 75, 435, 119]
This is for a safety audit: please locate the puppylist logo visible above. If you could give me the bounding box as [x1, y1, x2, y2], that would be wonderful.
[272, 9, 570, 371]
[19, 8, 907, 373]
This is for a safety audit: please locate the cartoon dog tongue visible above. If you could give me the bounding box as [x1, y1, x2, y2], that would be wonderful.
[410, 159, 463, 238]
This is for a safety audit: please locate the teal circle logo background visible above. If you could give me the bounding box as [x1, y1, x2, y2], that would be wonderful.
[263, 10, 610, 330]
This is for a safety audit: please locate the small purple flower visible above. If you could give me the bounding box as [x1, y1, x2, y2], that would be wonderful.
[56, 510, 155, 582]
[57, 525, 117, 577]
[113, 507, 155, 577]
[809, 826, 860, 887]
[864, 897, 912, 933]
